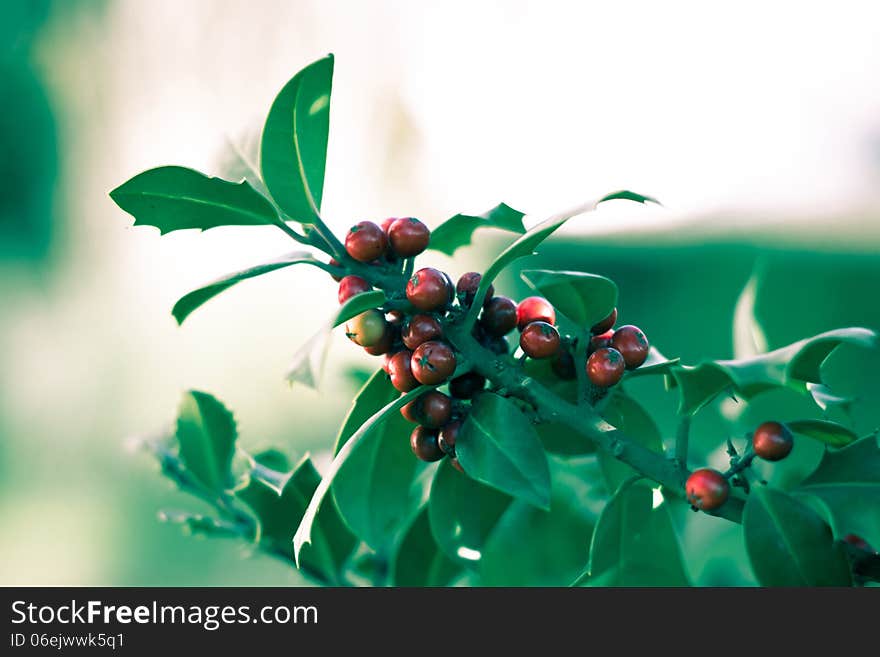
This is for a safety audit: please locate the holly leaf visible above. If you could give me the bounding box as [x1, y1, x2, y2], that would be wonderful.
[455, 392, 551, 510]
[285, 326, 333, 389]
[598, 392, 665, 492]
[520, 270, 618, 329]
[333, 290, 386, 328]
[429, 202, 526, 255]
[172, 251, 324, 325]
[237, 456, 355, 583]
[786, 419, 858, 448]
[391, 506, 461, 586]
[743, 486, 852, 586]
[732, 270, 768, 359]
[466, 191, 660, 314]
[110, 166, 283, 234]
[793, 435, 880, 549]
[480, 457, 603, 586]
[577, 480, 689, 586]
[670, 328, 877, 415]
[261, 55, 333, 223]
[175, 390, 237, 492]
[623, 347, 680, 381]
[428, 459, 512, 568]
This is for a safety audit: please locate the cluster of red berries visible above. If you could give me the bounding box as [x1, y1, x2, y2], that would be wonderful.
[686, 421, 795, 511]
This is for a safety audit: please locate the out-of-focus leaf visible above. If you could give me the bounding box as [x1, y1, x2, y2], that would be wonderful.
[215, 127, 268, 197]
[455, 392, 551, 510]
[807, 382, 854, 416]
[285, 326, 333, 389]
[743, 486, 852, 586]
[520, 269, 617, 329]
[429, 202, 526, 255]
[391, 507, 460, 586]
[732, 270, 768, 359]
[787, 419, 858, 448]
[175, 391, 237, 492]
[261, 55, 333, 223]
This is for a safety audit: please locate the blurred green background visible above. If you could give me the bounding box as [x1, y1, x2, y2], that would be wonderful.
[1, 0, 879, 585]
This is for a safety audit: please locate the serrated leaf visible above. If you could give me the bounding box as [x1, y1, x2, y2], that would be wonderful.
[787, 419, 858, 447]
[172, 251, 324, 325]
[391, 506, 460, 586]
[251, 448, 291, 473]
[793, 435, 880, 549]
[261, 55, 333, 223]
[333, 290, 386, 328]
[292, 384, 428, 564]
[175, 390, 237, 492]
[455, 392, 551, 510]
[215, 127, 269, 197]
[598, 392, 665, 492]
[732, 270, 768, 359]
[110, 166, 282, 234]
[466, 191, 659, 314]
[428, 458, 512, 568]
[429, 202, 526, 255]
[807, 382, 854, 416]
[623, 347, 680, 381]
[237, 456, 355, 582]
[520, 269, 618, 329]
[480, 457, 602, 586]
[671, 327, 878, 415]
[743, 486, 852, 586]
[579, 481, 689, 586]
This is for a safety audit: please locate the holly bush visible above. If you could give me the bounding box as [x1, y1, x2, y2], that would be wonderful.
[111, 55, 880, 587]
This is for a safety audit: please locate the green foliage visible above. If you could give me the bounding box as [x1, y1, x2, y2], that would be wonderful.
[786, 419, 858, 447]
[284, 327, 332, 389]
[743, 487, 852, 586]
[260, 55, 333, 223]
[577, 481, 689, 586]
[172, 251, 326, 325]
[429, 202, 526, 255]
[110, 166, 282, 234]
[520, 269, 617, 329]
[175, 391, 237, 492]
[455, 392, 551, 510]
[794, 436, 880, 549]
[392, 507, 461, 586]
[670, 328, 878, 415]
[333, 290, 387, 328]
[598, 392, 664, 492]
[732, 269, 768, 359]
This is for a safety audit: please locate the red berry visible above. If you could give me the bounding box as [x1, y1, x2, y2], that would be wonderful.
[381, 353, 393, 374]
[591, 308, 617, 334]
[380, 217, 397, 233]
[402, 314, 443, 350]
[551, 349, 577, 380]
[388, 217, 430, 257]
[410, 426, 446, 462]
[386, 310, 405, 326]
[480, 296, 517, 337]
[610, 325, 650, 369]
[843, 534, 874, 553]
[411, 341, 457, 385]
[456, 272, 494, 308]
[424, 391, 454, 428]
[590, 329, 615, 353]
[345, 310, 388, 347]
[516, 296, 556, 331]
[388, 350, 419, 392]
[338, 275, 371, 304]
[520, 321, 561, 359]
[400, 399, 421, 423]
[328, 258, 344, 282]
[752, 421, 794, 461]
[406, 267, 453, 312]
[363, 323, 395, 355]
[345, 221, 387, 262]
[586, 347, 625, 387]
[439, 420, 462, 456]
[686, 468, 730, 511]
[449, 372, 486, 399]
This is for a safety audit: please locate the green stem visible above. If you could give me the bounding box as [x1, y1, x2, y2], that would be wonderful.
[675, 416, 691, 467]
[275, 221, 311, 245]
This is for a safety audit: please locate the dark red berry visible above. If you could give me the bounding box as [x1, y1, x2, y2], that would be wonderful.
[388, 217, 430, 257]
[480, 296, 517, 337]
[345, 310, 388, 347]
[400, 391, 453, 428]
[551, 349, 577, 380]
[363, 323, 395, 355]
[591, 308, 617, 334]
[381, 353, 393, 374]
[386, 310, 405, 326]
[520, 321, 561, 359]
[410, 426, 445, 462]
[516, 296, 556, 331]
[456, 272, 494, 308]
[406, 267, 453, 312]
[439, 420, 462, 456]
[388, 350, 419, 392]
[328, 258, 344, 282]
[449, 372, 486, 399]
[686, 468, 730, 511]
[338, 275, 371, 304]
[345, 221, 387, 262]
[843, 534, 874, 553]
[586, 347, 625, 387]
[400, 399, 421, 424]
[484, 335, 510, 355]
[752, 421, 794, 461]
[610, 325, 650, 369]
[380, 217, 397, 233]
[411, 341, 457, 385]
[402, 314, 443, 350]
[590, 329, 614, 353]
